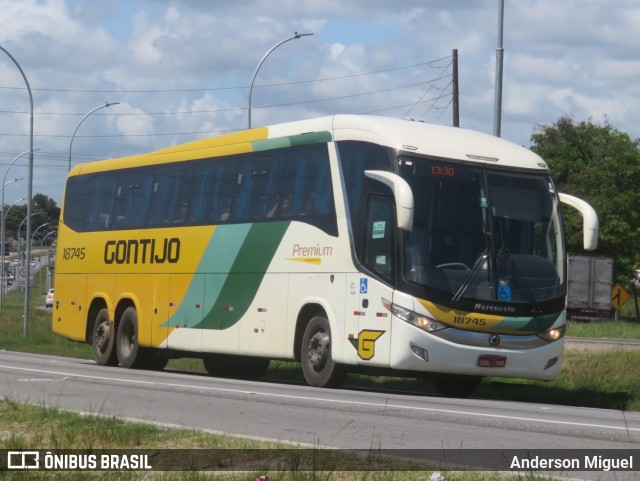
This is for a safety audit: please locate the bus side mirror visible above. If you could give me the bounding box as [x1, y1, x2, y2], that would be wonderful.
[558, 192, 599, 251]
[364, 170, 414, 231]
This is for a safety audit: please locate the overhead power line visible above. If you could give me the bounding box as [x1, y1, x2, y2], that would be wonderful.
[0, 57, 452, 94]
[1, 78, 453, 139]
[0, 54, 456, 140]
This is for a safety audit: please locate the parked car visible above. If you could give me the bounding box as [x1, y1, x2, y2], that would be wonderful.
[45, 288, 54, 308]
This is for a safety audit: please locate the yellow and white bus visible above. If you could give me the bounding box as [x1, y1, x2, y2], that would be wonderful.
[53, 115, 598, 396]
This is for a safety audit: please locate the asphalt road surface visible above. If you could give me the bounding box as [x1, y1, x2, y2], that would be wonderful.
[1, 350, 638, 480]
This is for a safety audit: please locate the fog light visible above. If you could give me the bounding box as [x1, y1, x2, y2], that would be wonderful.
[410, 343, 429, 362]
[544, 357, 559, 370]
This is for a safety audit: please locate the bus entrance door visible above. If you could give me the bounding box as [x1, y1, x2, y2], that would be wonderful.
[353, 275, 392, 367]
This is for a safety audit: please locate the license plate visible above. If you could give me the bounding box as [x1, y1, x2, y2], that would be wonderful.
[477, 355, 507, 368]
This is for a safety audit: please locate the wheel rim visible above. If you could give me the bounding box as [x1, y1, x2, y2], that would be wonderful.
[120, 320, 135, 358]
[95, 322, 111, 354]
[306, 329, 330, 373]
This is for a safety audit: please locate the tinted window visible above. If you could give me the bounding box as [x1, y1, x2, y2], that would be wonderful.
[63, 143, 337, 236]
[337, 141, 393, 266]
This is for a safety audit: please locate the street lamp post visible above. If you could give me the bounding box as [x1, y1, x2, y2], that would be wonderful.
[68, 101, 120, 172]
[15, 222, 48, 300]
[248, 32, 313, 129]
[41, 230, 57, 294]
[40, 230, 57, 247]
[30, 223, 50, 248]
[17, 213, 37, 266]
[0, 190, 24, 309]
[1, 150, 39, 291]
[1, 150, 37, 309]
[0, 45, 34, 336]
[0, 197, 26, 309]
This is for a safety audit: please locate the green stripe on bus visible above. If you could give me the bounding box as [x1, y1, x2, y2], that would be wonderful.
[196, 221, 290, 330]
[288, 131, 332, 146]
[162, 224, 252, 328]
[251, 131, 332, 152]
[496, 313, 560, 333]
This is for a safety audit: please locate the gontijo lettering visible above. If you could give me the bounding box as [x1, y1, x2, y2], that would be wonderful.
[104, 238, 180, 264]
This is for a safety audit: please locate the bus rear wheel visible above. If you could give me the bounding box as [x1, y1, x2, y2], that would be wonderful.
[300, 316, 346, 388]
[116, 307, 149, 369]
[91, 308, 118, 366]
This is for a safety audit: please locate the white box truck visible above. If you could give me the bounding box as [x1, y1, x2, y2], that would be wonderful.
[566, 255, 613, 321]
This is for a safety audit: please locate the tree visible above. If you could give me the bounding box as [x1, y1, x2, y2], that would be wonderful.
[3, 193, 60, 241]
[33, 193, 61, 221]
[530, 117, 640, 284]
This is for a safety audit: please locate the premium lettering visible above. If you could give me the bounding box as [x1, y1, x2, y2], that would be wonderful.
[292, 243, 333, 257]
[104, 238, 180, 264]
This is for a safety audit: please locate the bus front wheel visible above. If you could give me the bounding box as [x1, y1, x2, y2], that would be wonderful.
[92, 308, 118, 366]
[116, 307, 148, 369]
[300, 316, 346, 388]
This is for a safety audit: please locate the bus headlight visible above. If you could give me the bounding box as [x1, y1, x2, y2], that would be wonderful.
[382, 299, 447, 333]
[537, 324, 567, 343]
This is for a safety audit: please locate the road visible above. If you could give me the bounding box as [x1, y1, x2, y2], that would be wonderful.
[1, 350, 639, 479]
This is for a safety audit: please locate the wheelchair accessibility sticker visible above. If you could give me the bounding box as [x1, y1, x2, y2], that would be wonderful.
[498, 284, 512, 301]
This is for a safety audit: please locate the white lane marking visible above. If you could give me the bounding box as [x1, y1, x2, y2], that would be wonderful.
[18, 377, 68, 382]
[1, 363, 639, 434]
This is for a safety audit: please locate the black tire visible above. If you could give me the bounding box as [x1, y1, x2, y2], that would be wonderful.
[91, 308, 118, 366]
[300, 316, 346, 388]
[116, 307, 149, 369]
[147, 350, 169, 371]
[203, 354, 270, 379]
[433, 375, 482, 398]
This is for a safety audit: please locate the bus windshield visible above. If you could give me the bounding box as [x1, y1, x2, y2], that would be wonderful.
[399, 156, 565, 306]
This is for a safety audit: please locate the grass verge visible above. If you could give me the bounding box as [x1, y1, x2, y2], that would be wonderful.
[0, 400, 568, 481]
[567, 318, 640, 340]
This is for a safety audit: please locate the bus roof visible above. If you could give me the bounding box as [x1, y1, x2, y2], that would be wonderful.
[72, 115, 548, 175]
[269, 115, 548, 171]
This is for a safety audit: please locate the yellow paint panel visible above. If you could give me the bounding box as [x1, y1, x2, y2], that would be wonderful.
[51, 273, 88, 342]
[286, 257, 322, 265]
[55, 224, 216, 275]
[416, 298, 505, 330]
[150, 127, 269, 156]
[72, 127, 269, 175]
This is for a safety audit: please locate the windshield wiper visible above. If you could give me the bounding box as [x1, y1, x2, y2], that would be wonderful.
[451, 248, 490, 304]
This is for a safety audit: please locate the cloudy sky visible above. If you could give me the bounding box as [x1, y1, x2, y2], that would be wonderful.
[1, 0, 638, 205]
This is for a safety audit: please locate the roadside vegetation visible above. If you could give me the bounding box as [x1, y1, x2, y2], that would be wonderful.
[0, 399, 572, 481]
[567, 317, 640, 340]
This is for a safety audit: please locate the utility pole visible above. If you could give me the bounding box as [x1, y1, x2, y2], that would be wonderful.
[452, 49, 459, 127]
[493, 0, 505, 137]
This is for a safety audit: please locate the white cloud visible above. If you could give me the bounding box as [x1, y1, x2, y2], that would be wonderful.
[0, 0, 639, 204]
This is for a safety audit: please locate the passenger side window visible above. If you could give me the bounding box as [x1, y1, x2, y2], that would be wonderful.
[363, 196, 395, 281]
